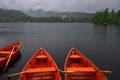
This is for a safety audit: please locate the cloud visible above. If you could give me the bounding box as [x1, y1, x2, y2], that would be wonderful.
[0, 0, 120, 12]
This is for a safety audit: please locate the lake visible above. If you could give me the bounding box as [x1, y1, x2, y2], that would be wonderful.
[0, 23, 120, 80]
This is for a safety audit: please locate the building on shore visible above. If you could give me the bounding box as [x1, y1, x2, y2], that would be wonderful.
[60, 14, 71, 20]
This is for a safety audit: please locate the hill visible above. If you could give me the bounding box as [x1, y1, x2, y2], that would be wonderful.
[25, 9, 94, 19]
[0, 8, 32, 22]
[0, 8, 94, 22]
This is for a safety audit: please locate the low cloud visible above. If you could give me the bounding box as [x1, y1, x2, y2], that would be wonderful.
[0, 0, 120, 12]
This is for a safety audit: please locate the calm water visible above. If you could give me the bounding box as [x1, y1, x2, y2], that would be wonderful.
[0, 23, 120, 80]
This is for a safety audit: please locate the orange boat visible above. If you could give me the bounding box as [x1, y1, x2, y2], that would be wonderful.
[19, 48, 62, 80]
[64, 48, 108, 80]
[0, 41, 21, 67]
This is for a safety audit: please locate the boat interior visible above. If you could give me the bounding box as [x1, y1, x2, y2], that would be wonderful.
[65, 49, 97, 80]
[0, 46, 18, 61]
[20, 49, 59, 80]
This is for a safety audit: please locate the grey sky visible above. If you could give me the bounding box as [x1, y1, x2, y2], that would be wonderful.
[0, 0, 120, 12]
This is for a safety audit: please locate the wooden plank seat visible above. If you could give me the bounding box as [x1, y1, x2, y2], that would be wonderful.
[28, 75, 53, 80]
[67, 67, 95, 80]
[0, 51, 11, 54]
[69, 55, 82, 58]
[26, 67, 55, 80]
[25, 67, 56, 73]
[0, 46, 17, 54]
[69, 75, 93, 80]
[0, 57, 5, 61]
[35, 55, 47, 59]
[28, 72, 53, 79]
[67, 67, 96, 73]
[68, 72, 93, 76]
[30, 72, 52, 76]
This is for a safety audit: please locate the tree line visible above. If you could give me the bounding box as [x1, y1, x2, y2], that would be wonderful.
[92, 8, 120, 25]
[30, 17, 91, 23]
[1, 8, 120, 24]
[0, 9, 91, 23]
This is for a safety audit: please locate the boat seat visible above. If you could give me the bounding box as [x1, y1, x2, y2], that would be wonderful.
[35, 55, 47, 59]
[0, 51, 11, 54]
[67, 67, 96, 73]
[30, 72, 52, 76]
[69, 55, 82, 58]
[0, 57, 5, 61]
[29, 76, 53, 80]
[28, 71, 54, 80]
[69, 75, 93, 80]
[26, 67, 56, 73]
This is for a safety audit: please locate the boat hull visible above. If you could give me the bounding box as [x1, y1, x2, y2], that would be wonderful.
[19, 48, 61, 80]
[64, 48, 107, 80]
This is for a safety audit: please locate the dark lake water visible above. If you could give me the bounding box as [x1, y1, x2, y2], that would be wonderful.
[0, 23, 120, 80]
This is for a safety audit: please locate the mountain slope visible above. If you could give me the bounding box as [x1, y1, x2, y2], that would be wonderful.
[0, 8, 94, 22]
[25, 9, 94, 18]
[0, 8, 31, 22]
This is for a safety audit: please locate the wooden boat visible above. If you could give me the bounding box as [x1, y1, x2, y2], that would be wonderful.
[64, 48, 108, 80]
[19, 48, 62, 80]
[0, 41, 21, 67]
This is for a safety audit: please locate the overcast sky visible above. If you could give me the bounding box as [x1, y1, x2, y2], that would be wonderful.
[0, 0, 120, 12]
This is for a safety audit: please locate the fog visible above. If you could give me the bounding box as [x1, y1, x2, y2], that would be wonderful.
[0, 0, 120, 12]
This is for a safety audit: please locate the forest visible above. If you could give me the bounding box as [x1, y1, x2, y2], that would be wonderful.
[0, 9, 91, 23]
[0, 8, 120, 25]
[92, 8, 120, 25]
[0, 9, 32, 22]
